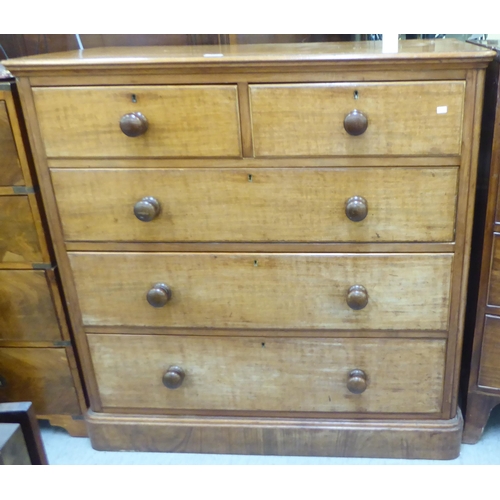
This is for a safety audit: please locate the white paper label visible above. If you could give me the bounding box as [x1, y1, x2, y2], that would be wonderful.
[203, 53, 223, 58]
[437, 106, 448, 114]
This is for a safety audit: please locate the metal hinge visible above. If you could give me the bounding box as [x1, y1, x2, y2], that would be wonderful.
[52, 340, 72, 347]
[32, 263, 55, 270]
[13, 185, 37, 194]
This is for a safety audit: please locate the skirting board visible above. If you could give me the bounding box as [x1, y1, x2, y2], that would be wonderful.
[86, 409, 463, 460]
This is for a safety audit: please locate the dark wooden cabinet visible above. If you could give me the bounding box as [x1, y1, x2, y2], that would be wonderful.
[463, 40, 500, 443]
[0, 76, 87, 436]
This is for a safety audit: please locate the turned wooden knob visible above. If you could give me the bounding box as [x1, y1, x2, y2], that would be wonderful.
[120, 112, 149, 137]
[346, 285, 368, 310]
[345, 196, 368, 222]
[347, 369, 367, 394]
[147, 283, 172, 308]
[134, 197, 160, 222]
[162, 366, 185, 389]
[344, 110, 368, 136]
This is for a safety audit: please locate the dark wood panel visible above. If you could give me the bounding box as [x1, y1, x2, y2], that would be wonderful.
[478, 315, 500, 389]
[0, 348, 81, 415]
[0, 195, 42, 263]
[0, 423, 30, 464]
[0, 270, 62, 342]
[0, 402, 48, 464]
[487, 234, 500, 306]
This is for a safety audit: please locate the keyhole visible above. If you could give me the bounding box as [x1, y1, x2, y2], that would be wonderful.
[254, 260, 258, 266]
[261, 342, 266, 347]
[131, 94, 137, 103]
[354, 90, 359, 100]
[248, 174, 253, 182]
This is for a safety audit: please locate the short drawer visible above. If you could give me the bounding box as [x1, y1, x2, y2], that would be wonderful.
[250, 81, 465, 157]
[32, 85, 241, 158]
[478, 315, 500, 390]
[0, 347, 81, 415]
[0, 100, 23, 186]
[0, 269, 63, 342]
[52, 167, 458, 243]
[69, 252, 453, 330]
[0, 195, 42, 264]
[88, 334, 446, 414]
[487, 234, 500, 307]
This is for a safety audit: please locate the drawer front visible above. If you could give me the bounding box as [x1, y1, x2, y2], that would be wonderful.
[32, 85, 241, 158]
[0, 196, 42, 263]
[70, 252, 453, 330]
[250, 82, 465, 157]
[0, 270, 62, 342]
[0, 348, 81, 415]
[478, 315, 500, 389]
[52, 167, 458, 243]
[0, 101, 23, 186]
[487, 234, 500, 307]
[88, 334, 446, 414]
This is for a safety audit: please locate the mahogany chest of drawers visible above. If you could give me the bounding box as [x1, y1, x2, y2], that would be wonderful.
[4, 40, 494, 458]
[0, 76, 86, 436]
[462, 40, 500, 443]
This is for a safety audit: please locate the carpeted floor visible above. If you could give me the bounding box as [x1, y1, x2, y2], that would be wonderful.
[39, 405, 500, 464]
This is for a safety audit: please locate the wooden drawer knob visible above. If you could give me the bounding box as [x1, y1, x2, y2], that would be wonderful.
[345, 196, 368, 222]
[134, 197, 161, 222]
[162, 366, 185, 389]
[120, 112, 149, 137]
[347, 369, 367, 394]
[346, 285, 368, 310]
[344, 110, 368, 136]
[147, 283, 172, 308]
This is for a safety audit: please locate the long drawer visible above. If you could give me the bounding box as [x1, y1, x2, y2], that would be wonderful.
[88, 334, 446, 414]
[32, 85, 242, 158]
[0, 347, 81, 415]
[52, 167, 458, 243]
[250, 81, 465, 156]
[69, 252, 453, 330]
[0, 269, 62, 342]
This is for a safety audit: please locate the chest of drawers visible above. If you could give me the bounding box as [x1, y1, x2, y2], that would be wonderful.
[0, 76, 87, 436]
[462, 40, 500, 443]
[4, 39, 494, 459]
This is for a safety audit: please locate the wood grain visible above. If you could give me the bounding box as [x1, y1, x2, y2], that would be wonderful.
[0, 347, 81, 415]
[0, 270, 62, 342]
[51, 167, 458, 243]
[88, 334, 446, 414]
[85, 409, 463, 459]
[477, 315, 500, 389]
[0, 100, 23, 186]
[69, 252, 453, 330]
[32, 85, 242, 158]
[0, 195, 42, 263]
[4, 39, 494, 77]
[46, 156, 462, 169]
[16, 77, 102, 412]
[250, 82, 465, 157]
